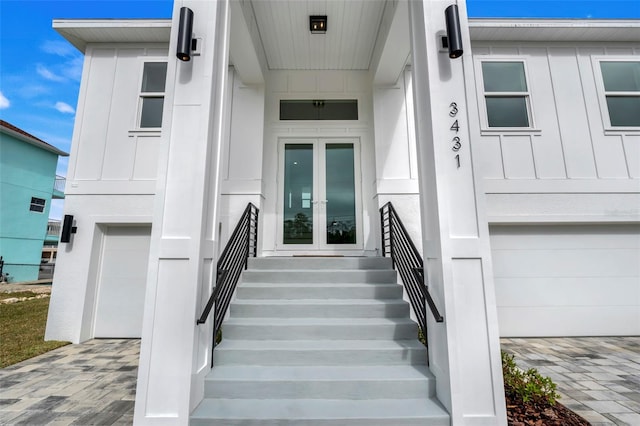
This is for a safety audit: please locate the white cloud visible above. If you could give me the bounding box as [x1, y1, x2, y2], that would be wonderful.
[62, 57, 84, 82]
[0, 91, 9, 109]
[37, 64, 66, 82]
[55, 102, 75, 114]
[41, 40, 75, 57]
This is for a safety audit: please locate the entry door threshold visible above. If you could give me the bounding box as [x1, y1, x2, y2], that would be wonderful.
[293, 255, 345, 257]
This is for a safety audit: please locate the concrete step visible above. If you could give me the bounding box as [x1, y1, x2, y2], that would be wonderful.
[222, 317, 418, 340]
[247, 257, 393, 270]
[190, 257, 448, 425]
[230, 298, 410, 318]
[241, 269, 398, 284]
[205, 365, 435, 399]
[190, 398, 450, 426]
[213, 339, 427, 366]
[236, 282, 403, 300]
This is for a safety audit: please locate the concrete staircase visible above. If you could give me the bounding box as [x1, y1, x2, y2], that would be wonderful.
[190, 257, 449, 425]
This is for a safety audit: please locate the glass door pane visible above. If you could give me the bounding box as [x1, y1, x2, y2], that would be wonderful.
[283, 144, 314, 244]
[325, 144, 356, 244]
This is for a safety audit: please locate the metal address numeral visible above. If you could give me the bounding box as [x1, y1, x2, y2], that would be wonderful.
[449, 102, 461, 168]
[449, 102, 458, 117]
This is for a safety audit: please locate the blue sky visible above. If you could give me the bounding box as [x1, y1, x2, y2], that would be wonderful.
[1, 0, 639, 219]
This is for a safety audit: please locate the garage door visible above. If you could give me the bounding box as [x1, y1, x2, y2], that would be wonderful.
[490, 224, 640, 337]
[94, 225, 151, 338]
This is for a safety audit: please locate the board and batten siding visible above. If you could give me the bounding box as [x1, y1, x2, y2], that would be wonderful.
[68, 45, 168, 194]
[471, 43, 640, 224]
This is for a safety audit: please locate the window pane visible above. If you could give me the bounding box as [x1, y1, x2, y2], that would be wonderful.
[482, 62, 528, 92]
[280, 100, 358, 120]
[606, 96, 640, 127]
[30, 197, 45, 212]
[601, 62, 640, 92]
[283, 144, 313, 244]
[141, 62, 167, 93]
[486, 97, 530, 127]
[325, 144, 356, 244]
[140, 97, 164, 128]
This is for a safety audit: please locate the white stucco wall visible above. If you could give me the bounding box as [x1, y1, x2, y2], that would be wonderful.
[45, 195, 153, 343]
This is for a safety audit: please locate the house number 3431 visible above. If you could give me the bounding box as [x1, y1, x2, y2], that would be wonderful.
[449, 102, 462, 168]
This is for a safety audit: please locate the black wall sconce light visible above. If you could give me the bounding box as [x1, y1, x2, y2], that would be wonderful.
[310, 15, 327, 34]
[444, 5, 463, 59]
[177, 7, 194, 61]
[61, 214, 77, 243]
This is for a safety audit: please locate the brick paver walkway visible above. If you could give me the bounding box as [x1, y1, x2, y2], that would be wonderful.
[1, 337, 639, 425]
[502, 337, 640, 426]
[0, 340, 139, 425]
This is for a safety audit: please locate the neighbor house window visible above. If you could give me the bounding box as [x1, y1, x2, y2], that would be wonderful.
[600, 61, 640, 127]
[30, 197, 46, 213]
[139, 62, 167, 128]
[481, 61, 531, 128]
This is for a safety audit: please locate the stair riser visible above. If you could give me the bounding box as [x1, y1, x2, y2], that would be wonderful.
[236, 285, 403, 300]
[242, 270, 397, 283]
[223, 323, 417, 340]
[191, 418, 447, 426]
[205, 380, 432, 400]
[247, 257, 393, 270]
[230, 303, 409, 318]
[213, 348, 427, 366]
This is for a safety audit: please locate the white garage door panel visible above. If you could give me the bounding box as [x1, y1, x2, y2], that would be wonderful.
[492, 249, 639, 278]
[491, 225, 640, 337]
[94, 226, 151, 338]
[495, 277, 639, 307]
[498, 306, 640, 337]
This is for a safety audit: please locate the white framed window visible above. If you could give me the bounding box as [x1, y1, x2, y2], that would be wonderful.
[138, 62, 167, 129]
[598, 60, 640, 128]
[480, 61, 533, 129]
[30, 197, 46, 213]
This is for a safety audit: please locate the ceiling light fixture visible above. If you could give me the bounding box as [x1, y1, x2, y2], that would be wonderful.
[310, 15, 327, 34]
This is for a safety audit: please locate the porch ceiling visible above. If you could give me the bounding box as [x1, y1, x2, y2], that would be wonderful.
[249, 0, 388, 70]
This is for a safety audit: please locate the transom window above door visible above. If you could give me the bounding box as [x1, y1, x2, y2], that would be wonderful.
[280, 100, 358, 120]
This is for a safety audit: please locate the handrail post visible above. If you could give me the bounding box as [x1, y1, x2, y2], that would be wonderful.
[388, 206, 395, 270]
[379, 207, 386, 257]
[379, 202, 444, 358]
[195, 203, 259, 365]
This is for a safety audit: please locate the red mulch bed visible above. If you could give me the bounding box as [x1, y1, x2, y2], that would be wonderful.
[506, 393, 591, 425]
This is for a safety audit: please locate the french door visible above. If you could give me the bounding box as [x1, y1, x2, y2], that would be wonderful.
[278, 138, 362, 251]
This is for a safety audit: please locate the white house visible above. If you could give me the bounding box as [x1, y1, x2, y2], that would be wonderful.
[45, 1, 640, 424]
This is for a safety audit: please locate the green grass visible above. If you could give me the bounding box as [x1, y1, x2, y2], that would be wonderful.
[0, 296, 69, 368]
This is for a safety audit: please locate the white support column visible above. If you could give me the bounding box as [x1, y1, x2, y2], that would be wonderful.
[134, 1, 230, 424]
[408, 1, 507, 424]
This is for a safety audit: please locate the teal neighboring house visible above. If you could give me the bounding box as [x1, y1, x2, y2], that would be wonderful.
[0, 120, 68, 282]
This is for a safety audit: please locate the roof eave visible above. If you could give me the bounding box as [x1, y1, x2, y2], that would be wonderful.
[469, 18, 640, 42]
[0, 127, 69, 157]
[53, 19, 172, 53]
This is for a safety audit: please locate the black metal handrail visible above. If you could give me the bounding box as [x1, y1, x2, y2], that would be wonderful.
[197, 203, 259, 349]
[380, 202, 443, 347]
